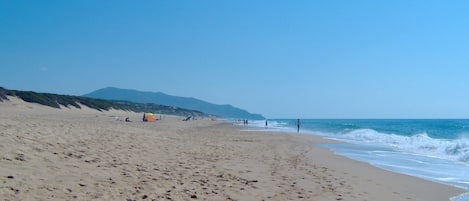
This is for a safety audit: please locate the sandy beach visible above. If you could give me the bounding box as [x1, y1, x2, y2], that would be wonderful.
[0, 97, 467, 201]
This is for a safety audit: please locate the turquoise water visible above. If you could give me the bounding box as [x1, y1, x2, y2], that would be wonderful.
[245, 119, 469, 200]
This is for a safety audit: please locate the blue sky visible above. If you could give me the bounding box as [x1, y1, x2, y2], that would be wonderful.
[1, 1, 468, 118]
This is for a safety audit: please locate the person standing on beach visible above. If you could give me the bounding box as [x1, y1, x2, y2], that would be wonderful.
[265, 120, 268, 127]
[297, 119, 301, 133]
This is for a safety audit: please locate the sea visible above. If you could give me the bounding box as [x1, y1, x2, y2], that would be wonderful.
[242, 119, 469, 201]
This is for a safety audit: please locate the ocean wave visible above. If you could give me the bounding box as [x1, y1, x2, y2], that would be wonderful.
[339, 129, 469, 164]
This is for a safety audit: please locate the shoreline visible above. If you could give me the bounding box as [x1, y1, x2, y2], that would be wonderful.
[241, 119, 469, 192]
[236, 123, 468, 201]
[1, 97, 467, 200]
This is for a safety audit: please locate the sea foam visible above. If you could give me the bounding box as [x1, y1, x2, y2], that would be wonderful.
[337, 129, 469, 164]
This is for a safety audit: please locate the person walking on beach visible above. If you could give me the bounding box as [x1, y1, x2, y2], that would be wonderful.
[297, 119, 301, 133]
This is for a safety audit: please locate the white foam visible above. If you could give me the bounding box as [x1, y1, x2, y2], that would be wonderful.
[451, 192, 469, 201]
[333, 129, 469, 165]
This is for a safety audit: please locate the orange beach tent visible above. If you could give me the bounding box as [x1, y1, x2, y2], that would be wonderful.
[144, 113, 156, 122]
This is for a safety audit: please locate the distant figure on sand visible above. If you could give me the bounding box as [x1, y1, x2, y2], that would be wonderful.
[265, 120, 268, 127]
[297, 119, 301, 133]
[125, 117, 131, 122]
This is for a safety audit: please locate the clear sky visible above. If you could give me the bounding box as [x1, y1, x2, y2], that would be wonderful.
[1, 1, 468, 118]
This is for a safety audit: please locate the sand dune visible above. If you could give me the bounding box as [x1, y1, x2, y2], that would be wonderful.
[0, 97, 466, 201]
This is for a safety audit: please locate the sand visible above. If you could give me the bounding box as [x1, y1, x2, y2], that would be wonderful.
[0, 96, 467, 201]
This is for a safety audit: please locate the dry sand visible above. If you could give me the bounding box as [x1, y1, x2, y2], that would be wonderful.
[0, 97, 467, 201]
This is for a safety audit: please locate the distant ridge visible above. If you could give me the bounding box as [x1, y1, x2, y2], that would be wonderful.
[0, 87, 208, 117]
[83, 87, 265, 119]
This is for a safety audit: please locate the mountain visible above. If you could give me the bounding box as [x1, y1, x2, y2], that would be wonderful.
[0, 87, 208, 117]
[83, 87, 265, 119]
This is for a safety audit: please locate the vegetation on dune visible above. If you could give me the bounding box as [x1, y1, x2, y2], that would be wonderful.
[0, 87, 7, 101]
[0, 87, 209, 117]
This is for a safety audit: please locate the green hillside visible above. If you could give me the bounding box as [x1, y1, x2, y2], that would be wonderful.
[0, 87, 209, 118]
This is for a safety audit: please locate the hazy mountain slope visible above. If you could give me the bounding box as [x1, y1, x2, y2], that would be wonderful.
[83, 87, 264, 119]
